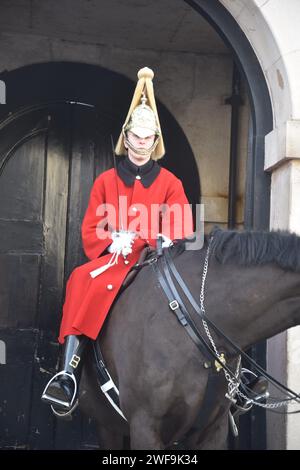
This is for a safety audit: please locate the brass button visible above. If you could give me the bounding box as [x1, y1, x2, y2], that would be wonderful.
[107, 284, 113, 290]
[136, 175, 141, 180]
[124, 260, 129, 265]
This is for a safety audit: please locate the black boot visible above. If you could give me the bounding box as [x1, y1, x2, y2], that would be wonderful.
[41, 335, 87, 412]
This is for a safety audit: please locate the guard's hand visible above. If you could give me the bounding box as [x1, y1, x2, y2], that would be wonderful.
[157, 233, 173, 248]
[108, 230, 136, 256]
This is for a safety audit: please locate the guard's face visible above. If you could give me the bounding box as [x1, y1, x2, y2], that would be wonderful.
[126, 131, 155, 150]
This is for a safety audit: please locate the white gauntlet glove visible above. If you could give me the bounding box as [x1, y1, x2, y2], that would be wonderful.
[108, 230, 136, 256]
[90, 230, 137, 279]
[157, 233, 173, 248]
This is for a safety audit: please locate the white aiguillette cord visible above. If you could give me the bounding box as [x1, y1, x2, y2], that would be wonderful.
[89, 251, 120, 279]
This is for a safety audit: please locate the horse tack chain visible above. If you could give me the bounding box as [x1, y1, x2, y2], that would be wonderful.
[199, 238, 241, 398]
[199, 236, 300, 411]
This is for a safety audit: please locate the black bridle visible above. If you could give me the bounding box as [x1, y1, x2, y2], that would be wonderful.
[153, 247, 238, 377]
[154, 240, 300, 410]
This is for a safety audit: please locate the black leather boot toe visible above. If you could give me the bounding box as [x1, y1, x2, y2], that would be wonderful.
[41, 335, 88, 412]
[45, 375, 75, 405]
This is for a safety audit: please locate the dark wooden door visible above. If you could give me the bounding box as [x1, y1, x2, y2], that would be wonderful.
[0, 102, 111, 449]
[0, 62, 200, 450]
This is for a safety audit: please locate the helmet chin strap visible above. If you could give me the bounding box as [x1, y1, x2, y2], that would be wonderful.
[124, 135, 159, 157]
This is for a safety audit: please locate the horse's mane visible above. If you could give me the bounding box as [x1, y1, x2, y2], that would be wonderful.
[210, 227, 300, 272]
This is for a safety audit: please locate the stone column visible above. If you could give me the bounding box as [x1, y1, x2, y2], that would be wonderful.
[265, 120, 300, 449]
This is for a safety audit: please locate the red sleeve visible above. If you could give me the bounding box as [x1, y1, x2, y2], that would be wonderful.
[160, 177, 194, 241]
[81, 176, 112, 260]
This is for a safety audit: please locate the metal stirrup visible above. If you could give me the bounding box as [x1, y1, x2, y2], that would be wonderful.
[51, 400, 79, 418]
[41, 370, 77, 409]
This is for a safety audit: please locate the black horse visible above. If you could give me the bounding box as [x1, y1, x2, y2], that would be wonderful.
[79, 228, 300, 450]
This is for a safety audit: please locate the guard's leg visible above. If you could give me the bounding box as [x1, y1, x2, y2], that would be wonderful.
[41, 335, 88, 412]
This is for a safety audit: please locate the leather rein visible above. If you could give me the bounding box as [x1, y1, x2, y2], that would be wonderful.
[153, 238, 300, 413]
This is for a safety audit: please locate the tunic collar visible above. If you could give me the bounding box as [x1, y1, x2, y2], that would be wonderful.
[117, 156, 161, 188]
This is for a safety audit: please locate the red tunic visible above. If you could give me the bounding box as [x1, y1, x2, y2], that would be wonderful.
[58, 167, 193, 343]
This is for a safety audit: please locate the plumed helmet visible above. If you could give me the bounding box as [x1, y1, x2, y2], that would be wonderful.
[124, 93, 160, 138]
[115, 67, 165, 159]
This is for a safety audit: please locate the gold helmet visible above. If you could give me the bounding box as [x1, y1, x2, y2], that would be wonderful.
[115, 67, 165, 160]
[124, 93, 159, 138]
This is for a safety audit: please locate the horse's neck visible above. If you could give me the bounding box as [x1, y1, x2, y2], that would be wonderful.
[206, 261, 300, 350]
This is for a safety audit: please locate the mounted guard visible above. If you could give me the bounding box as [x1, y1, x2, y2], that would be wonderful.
[41, 67, 194, 413]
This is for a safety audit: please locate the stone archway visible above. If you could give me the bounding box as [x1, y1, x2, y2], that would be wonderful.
[219, 0, 300, 450]
[0, 0, 297, 450]
[187, 0, 300, 450]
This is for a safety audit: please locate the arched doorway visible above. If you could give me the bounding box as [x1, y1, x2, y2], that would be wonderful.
[0, 63, 199, 449]
[185, 0, 273, 450]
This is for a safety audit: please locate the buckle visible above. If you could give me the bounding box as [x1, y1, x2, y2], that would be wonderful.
[69, 354, 80, 368]
[214, 353, 226, 372]
[169, 300, 179, 311]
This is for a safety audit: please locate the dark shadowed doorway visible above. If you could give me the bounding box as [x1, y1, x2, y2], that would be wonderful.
[0, 62, 199, 449]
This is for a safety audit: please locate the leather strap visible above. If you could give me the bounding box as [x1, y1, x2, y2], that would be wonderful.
[92, 341, 127, 420]
[152, 258, 209, 359]
[168, 368, 225, 450]
[153, 252, 227, 449]
[154, 253, 238, 379]
[163, 248, 300, 399]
